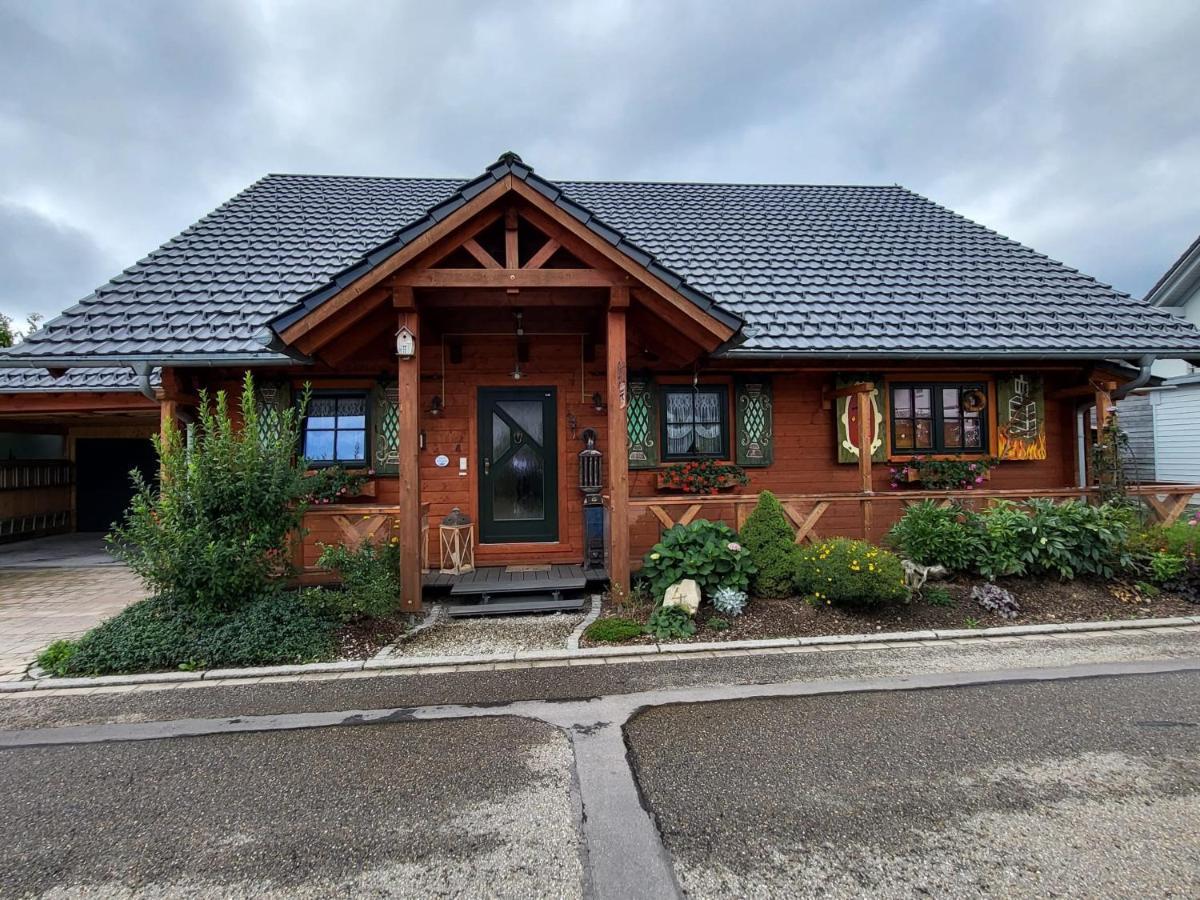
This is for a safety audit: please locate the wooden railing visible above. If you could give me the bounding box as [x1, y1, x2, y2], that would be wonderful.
[291, 501, 430, 581]
[631, 484, 1200, 548]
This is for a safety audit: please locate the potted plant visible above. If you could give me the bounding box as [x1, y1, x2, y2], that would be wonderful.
[656, 460, 750, 494]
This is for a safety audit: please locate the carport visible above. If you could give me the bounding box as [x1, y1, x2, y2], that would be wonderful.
[0, 369, 159, 542]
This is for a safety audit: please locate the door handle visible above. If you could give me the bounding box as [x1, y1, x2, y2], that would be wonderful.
[483, 457, 490, 475]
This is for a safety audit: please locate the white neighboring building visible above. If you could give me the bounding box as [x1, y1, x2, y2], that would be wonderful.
[1119, 235, 1200, 483]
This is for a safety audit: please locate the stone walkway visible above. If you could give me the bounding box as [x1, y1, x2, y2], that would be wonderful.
[0, 568, 145, 681]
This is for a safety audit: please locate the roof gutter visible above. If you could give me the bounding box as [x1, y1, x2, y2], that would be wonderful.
[717, 348, 1187, 361]
[0, 353, 307, 369]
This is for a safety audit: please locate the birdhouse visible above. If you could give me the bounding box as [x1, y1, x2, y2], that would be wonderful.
[439, 507, 475, 575]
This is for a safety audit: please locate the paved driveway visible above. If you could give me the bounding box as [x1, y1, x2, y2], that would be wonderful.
[0, 535, 144, 680]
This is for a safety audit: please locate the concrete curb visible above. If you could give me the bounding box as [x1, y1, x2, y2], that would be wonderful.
[4, 614, 1198, 693]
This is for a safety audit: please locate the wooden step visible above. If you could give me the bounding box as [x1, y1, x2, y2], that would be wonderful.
[446, 593, 589, 617]
[449, 574, 587, 597]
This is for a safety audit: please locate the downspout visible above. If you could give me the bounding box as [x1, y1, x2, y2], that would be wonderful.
[1075, 355, 1156, 489]
[133, 364, 196, 425]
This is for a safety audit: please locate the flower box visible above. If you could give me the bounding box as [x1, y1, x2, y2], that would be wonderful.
[655, 472, 744, 494]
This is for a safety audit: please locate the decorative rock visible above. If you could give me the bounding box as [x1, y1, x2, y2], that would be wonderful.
[662, 579, 701, 616]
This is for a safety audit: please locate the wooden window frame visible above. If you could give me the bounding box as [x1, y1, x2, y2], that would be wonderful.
[302, 390, 371, 468]
[888, 380, 990, 457]
[659, 383, 731, 461]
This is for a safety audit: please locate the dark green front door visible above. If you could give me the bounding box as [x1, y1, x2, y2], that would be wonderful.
[478, 388, 558, 543]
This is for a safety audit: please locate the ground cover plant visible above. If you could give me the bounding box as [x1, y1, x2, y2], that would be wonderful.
[644, 604, 697, 640]
[640, 520, 755, 601]
[584, 617, 643, 643]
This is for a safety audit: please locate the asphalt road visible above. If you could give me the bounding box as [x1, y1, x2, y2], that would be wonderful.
[626, 670, 1200, 899]
[1, 631, 1198, 899]
[1, 717, 582, 899]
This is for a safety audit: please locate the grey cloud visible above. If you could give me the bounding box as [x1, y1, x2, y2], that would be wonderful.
[0, 0, 1197, 324]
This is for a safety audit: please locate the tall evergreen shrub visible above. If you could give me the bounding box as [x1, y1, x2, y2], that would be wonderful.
[740, 491, 800, 597]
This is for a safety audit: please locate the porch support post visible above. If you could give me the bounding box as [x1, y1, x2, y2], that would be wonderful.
[607, 288, 630, 590]
[397, 300, 423, 612]
[856, 388, 874, 540]
[1095, 380, 1115, 432]
[159, 399, 178, 445]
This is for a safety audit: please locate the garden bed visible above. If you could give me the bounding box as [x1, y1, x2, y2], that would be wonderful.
[582, 576, 1196, 647]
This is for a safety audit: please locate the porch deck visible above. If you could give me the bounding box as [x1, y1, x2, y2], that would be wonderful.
[422, 563, 609, 594]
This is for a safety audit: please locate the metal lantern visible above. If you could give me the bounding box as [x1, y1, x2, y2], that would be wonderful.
[439, 507, 475, 575]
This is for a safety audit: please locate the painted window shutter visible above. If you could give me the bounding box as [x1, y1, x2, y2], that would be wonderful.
[626, 377, 659, 469]
[996, 374, 1047, 460]
[835, 374, 887, 464]
[735, 376, 773, 466]
[254, 380, 292, 444]
[371, 382, 401, 474]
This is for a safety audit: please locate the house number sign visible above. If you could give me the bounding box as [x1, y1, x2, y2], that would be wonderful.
[434, 454, 450, 467]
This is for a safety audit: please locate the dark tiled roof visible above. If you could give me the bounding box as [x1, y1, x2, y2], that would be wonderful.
[0, 366, 146, 392]
[3, 153, 1199, 366]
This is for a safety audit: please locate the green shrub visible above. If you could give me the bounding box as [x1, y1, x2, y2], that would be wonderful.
[794, 538, 908, 608]
[37, 592, 338, 677]
[739, 491, 800, 597]
[886, 500, 985, 572]
[584, 617, 643, 643]
[922, 585, 955, 607]
[707, 616, 730, 631]
[1149, 552, 1187, 585]
[37, 639, 77, 674]
[1135, 520, 1200, 561]
[641, 520, 755, 601]
[108, 372, 310, 612]
[316, 536, 401, 620]
[644, 604, 697, 640]
[976, 500, 1133, 580]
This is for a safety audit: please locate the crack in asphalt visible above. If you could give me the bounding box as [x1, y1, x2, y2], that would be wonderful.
[4, 658, 1199, 900]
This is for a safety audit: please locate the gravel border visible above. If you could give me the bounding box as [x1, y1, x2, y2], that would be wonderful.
[567, 594, 603, 651]
[3, 614, 1197, 692]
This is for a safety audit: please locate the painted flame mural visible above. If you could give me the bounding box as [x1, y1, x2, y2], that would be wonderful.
[997, 374, 1048, 461]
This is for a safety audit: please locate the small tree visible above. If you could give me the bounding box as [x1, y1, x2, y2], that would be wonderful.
[740, 491, 800, 598]
[108, 372, 310, 611]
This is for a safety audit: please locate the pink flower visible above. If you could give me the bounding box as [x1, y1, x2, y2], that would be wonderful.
[727, 541, 742, 552]
[975, 476, 984, 484]
[890, 481, 899, 489]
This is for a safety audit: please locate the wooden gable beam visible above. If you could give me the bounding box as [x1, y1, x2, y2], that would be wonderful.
[280, 178, 513, 344]
[393, 268, 625, 289]
[508, 179, 736, 346]
[462, 238, 501, 269]
[523, 238, 561, 270]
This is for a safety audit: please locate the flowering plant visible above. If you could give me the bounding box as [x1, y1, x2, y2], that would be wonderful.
[889, 456, 999, 491]
[302, 465, 375, 504]
[658, 460, 749, 494]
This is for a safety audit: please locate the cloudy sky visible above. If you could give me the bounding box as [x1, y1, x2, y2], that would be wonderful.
[1, 0, 1198, 324]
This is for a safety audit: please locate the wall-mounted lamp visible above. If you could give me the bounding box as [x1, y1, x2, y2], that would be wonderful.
[427, 395, 444, 417]
[591, 392, 605, 413]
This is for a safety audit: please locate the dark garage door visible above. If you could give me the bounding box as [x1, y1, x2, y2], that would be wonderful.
[75, 438, 158, 533]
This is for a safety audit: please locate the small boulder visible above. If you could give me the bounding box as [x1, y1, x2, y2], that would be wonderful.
[662, 579, 701, 616]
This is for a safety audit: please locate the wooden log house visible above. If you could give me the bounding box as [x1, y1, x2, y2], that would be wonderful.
[2, 152, 1199, 610]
